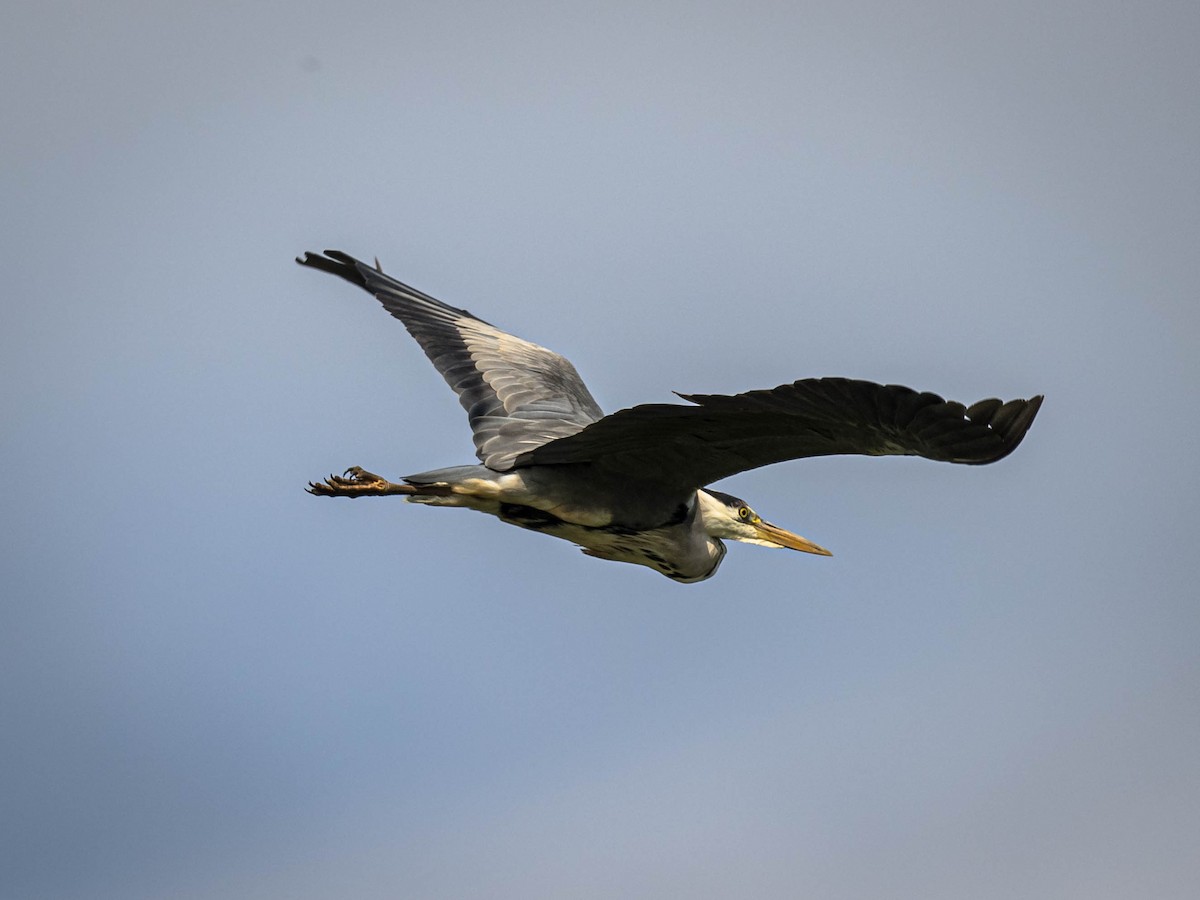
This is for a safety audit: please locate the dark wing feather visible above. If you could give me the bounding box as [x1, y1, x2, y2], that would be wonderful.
[298, 250, 604, 469]
[517, 377, 1042, 494]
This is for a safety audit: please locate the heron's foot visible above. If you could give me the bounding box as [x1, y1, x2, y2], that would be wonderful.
[307, 466, 415, 498]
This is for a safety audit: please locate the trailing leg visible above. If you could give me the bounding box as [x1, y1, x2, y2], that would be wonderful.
[307, 466, 416, 498]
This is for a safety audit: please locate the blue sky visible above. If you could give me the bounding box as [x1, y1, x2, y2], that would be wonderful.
[3, 2, 1198, 897]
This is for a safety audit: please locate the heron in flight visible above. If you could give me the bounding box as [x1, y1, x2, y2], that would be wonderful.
[300, 250, 1042, 582]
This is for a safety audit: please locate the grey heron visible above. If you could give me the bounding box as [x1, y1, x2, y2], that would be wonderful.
[300, 250, 1042, 583]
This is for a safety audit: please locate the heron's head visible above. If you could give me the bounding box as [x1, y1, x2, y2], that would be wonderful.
[698, 489, 832, 557]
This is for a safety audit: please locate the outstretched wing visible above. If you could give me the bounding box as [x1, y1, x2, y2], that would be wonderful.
[517, 377, 1043, 495]
[298, 250, 604, 470]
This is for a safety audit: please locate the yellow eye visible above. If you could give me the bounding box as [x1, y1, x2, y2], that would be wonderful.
[738, 506, 752, 521]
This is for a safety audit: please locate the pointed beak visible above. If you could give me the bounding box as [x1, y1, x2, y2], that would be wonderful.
[754, 521, 833, 556]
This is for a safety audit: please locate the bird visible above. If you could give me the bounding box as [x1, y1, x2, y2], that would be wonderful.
[299, 250, 1043, 583]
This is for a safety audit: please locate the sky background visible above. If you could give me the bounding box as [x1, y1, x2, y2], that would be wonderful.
[3, 2, 1198, 898]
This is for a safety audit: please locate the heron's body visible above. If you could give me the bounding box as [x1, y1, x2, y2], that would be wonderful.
[299, 250, 1043, 582]
[394, 464, 729, 581]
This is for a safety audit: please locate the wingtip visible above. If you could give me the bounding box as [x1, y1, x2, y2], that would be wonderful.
[983, 392, 1045, 463]
[295, 249, 371, 287]
[1024, 393, 1045, 428]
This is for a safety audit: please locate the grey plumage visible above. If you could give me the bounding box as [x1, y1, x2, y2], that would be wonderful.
[299, 250, 602, 470]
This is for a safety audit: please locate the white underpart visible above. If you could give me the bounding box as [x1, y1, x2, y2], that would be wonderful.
[410, 471, 616, 527]
[409, 476, 727, 581]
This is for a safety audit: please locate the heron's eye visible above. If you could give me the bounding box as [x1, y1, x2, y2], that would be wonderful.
[738, 506, 752, 521]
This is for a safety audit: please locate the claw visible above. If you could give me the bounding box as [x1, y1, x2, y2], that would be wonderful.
[306, 466, 406, 498]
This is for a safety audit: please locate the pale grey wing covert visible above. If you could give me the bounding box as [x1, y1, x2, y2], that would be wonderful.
[517, 377, 1043, 498]
[297, 251, 604, 470]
